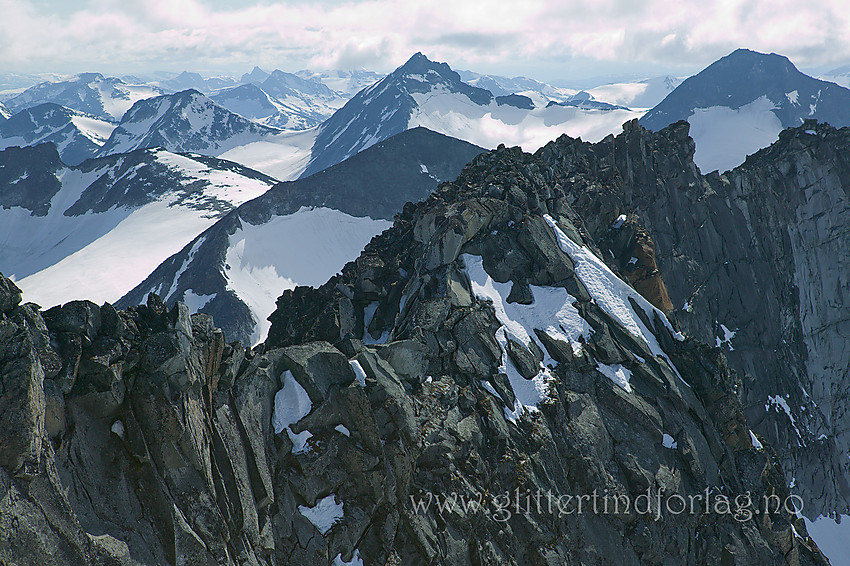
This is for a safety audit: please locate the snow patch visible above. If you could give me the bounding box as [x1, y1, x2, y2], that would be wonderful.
[803, 514, 850, 566]
[463, 253, 591, 419]
[335, 424, 351, 437]
[766, 395, 802, 439]
[273, 370, 312, 453]
[182, 290, 215, 313]
[349, 360, 367, 387]
[687, 96, 782, 173]
[662, 433, 677, 449]
[299, 494, 344, 535]
[332, 549, 363, 566]
[596, 362, 633, 393]
[224, 207, 391, 345]
[544, 215, 688, 384]
[715, 323, 737, 350]
[110, 420, 125, 439]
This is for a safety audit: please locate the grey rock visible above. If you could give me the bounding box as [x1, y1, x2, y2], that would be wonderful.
[282, 341, 356, 403]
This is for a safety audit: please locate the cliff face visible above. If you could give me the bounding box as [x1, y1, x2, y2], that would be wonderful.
[531, 119, 850, 518]
[0, 119, 842, 565]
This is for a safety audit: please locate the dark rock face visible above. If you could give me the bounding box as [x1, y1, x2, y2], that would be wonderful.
[529, 118, 850, 520]
[495, 94, 535, 110]
[641, 48, 850, 131]
[1, 118, 842, 564]
[264, 141, 828, 564]
[0, 143, 63, 215]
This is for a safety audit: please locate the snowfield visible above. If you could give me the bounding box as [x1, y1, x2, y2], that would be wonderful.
[5, 151, 276, 308]
[223, 207, 392, 344]
[687, 96, 783, 173]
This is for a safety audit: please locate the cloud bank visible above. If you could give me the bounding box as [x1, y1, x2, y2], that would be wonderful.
[1, 0, 848, 78]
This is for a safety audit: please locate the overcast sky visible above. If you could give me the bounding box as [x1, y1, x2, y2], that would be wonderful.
[1, 0, 848, 82]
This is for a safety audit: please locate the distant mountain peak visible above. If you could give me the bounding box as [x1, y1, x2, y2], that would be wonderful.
[641, 48, 850, 133]
[302, 54, 493, 177]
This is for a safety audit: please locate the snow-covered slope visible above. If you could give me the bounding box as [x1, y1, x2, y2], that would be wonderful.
[457, 70, 576, 102]
[157, 71, 237, 94]
[0, 102, 10, 121]
[217, 127, 318, 181]
[294, 69, 385, 97]
[119, 127, 485, 345]
[97, 89, 280, 158]
[0, 103, 115, 165]
[0, 143, 277, 308]
[818, 65, 850, 89]
[303, 53, 642, 178]
[2, 73, 163, 121]
[641, 49, 850, 172]
[213, 72, 347, 130]
[212, 84, 296, 128]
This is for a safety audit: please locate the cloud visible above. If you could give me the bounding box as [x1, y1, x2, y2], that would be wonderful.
[1, 0, 849, 78]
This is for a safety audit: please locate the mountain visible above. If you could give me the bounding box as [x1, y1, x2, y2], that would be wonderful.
[546, 90, 629, 110]
[457, 69, 576, 102]
[240, 65, 270, 84]
[213, 72, 347, 130]
[157, 71, 238, 93]
[294, 68, 385, 96]
[0, 103, 115, 165]
[0, 118, 830, 565]
[118, 127, 486, 345]
[640, 49, 850, 172]
[527, 118, 850, 563]
[1, 143, 277, 309]
[211, 83, 297, 128]
[97, 89, 280, 158]
[819, 64, 850, 89]
[303, 52, 642, 178]
[2, 72, 163, 121]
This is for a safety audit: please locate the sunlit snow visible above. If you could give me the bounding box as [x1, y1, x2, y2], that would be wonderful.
[298, 494, 345, 535]
[687, 96, 782, 173]
[223, 207, 391, 344]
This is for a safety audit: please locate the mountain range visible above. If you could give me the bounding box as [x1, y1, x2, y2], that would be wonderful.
[0, 103, 115, 165]
[117, 127, 485, 345]
[2, 72, 164, 121]
[0, 142, 278, 309]
[1, 115, 843, 566]
[2, 47, 850, 565]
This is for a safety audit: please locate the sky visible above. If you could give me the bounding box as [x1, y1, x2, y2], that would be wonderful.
[1, 0, 849, 83]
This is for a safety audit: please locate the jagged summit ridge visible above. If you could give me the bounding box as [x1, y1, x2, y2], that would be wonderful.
[0, 117, 829, 564]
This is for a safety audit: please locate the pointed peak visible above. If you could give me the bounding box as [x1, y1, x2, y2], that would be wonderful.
[397, 52, 446, 74]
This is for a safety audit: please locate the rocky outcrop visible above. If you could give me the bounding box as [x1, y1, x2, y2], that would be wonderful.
[1, 118, 843, 564]
[265, 143, 828, 564]
[529, 118, 850, 520]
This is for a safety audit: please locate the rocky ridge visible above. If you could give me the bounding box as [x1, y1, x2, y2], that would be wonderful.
[0, 119, 839, 564]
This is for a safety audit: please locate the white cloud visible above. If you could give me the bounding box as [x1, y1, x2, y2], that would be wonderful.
[1, 0, 849, 78]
